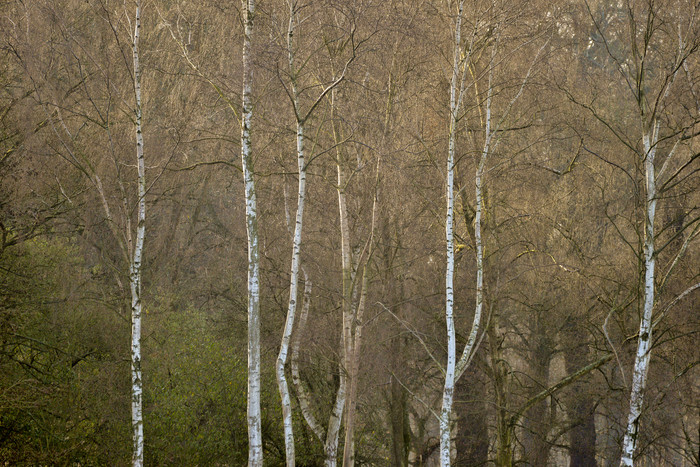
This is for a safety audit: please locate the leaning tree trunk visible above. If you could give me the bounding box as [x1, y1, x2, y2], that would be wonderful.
[335, 107, 353, 466]
[619, 129, 657, 467]
[276, 117, 305, 467]
[277, 28, 306, 458]
[275, 10, 306, 459]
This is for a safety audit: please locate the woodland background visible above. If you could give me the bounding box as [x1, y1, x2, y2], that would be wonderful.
[0, 0, 698, 465]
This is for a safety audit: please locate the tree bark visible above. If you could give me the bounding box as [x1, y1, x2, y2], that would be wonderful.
[564, 324, 598, 467]
[276, 9, 306, 463]
[241, 1, 262, 465]
[522, 328, 552, 467]
[276, 119, 305, 467]
[440, 2, 466, 464]
[619, 129, 657, 467]
[130, 2, 145, 465]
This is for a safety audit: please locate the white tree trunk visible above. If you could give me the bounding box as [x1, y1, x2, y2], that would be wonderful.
[130, 2, 145, 465]
[289, 268, 326, 438]
[440, 21, 543, 463]
[276, 7, 353, 462]
[615, 11, 695, 463]
[454, 74, 491, 384]
[287, 263, 345, 467]
[440, 1, 465, 464]
[276, 116, 306, 467]
[288, 264, 346, 467]
[335, 178, 351, 467]
[241, 1, 262, 465]
[620, 130, 657, 467]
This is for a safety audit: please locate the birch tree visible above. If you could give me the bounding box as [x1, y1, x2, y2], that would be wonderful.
[440, 2, 471, 462]
[240, 1, 262, 465]
[130, 1, 146, 465]
[440, 1, 548, 462]
[8, 1, 150, 464]
[567, 2, 700, 464]
[275, 1, 354, 464]
[329, 70, 373, 467]
[157, 2, 262, 461]
[273, 6, 362, 463]
[611, 4, 700, 465]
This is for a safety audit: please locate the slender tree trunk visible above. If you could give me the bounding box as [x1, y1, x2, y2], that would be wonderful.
[276, 78, 306, 465]
[130, 3, 145, 465]
[342, 173, 377, 466]
[241, 1, 262, 465]
[522, 331, 552, 467]
[276, 120, 305, 466]
[488, 315, 514, 467]
[316, 87, 349, 467]
[564, 322, 597, 467]
[337, 167, 353, 425]
[441, 3, 495, 463]
[439, 2, 466, 464]
[324, 368, 346, 467]
[620, 129, 657, 467]
[342, 266, 369, 467]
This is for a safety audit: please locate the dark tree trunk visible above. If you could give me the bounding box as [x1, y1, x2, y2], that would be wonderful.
[389, 372, 409, 466]
[522, 319, 553, 467]
[564, 322, 598, 467]
[454, 362, 489, 466]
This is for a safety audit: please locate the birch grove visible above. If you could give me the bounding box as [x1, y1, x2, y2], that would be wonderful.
[1, 0, 699, 465]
